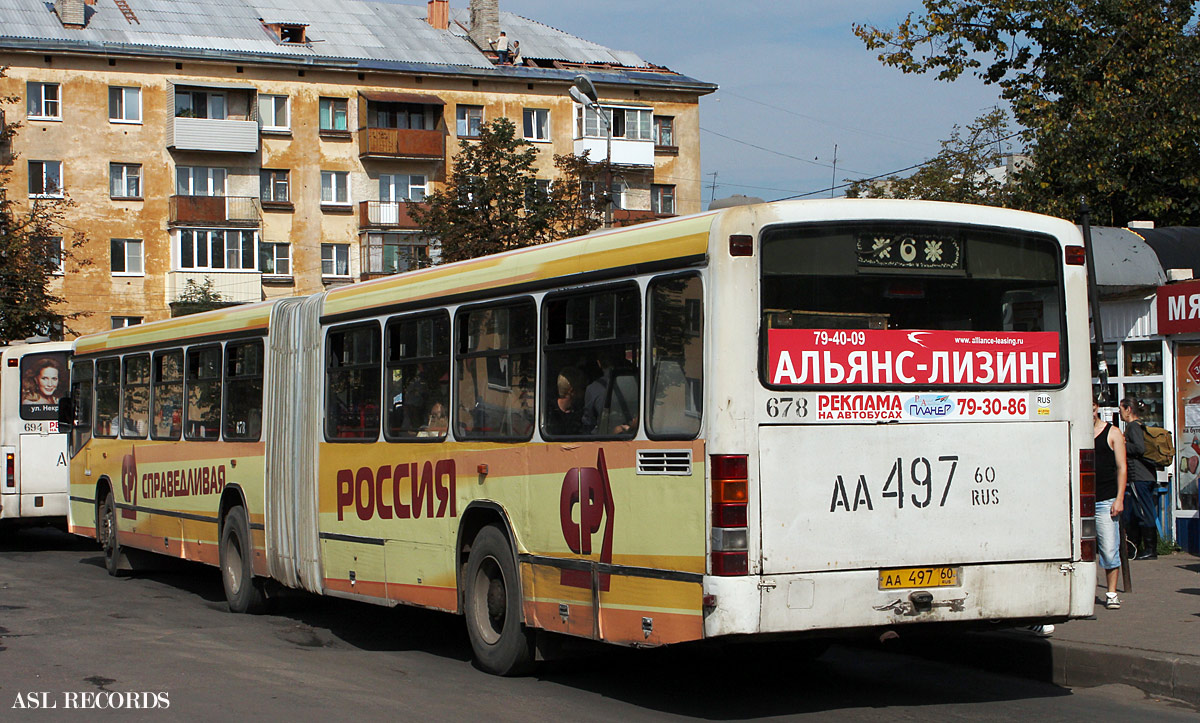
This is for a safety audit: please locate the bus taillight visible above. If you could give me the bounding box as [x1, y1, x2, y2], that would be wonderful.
[1079, 449, 1096, 562]
[711, 454, 749, 576]
[5, 451, 14, 489]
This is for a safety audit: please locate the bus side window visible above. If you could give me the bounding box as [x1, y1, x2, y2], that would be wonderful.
[647, 273, 703, 438]
[541, 284, 640, 439]
[185, 346, 222, 441]
[325, 324, 381, 441]
[70, 360, 94, 454]
[455, 300, 536, 441]
[224, 340, 264, 441]
[121, 354, 151, 439]
[385, 312, 450, 441]
[94, 358, 120, 438]
[151, 349, 183, 441]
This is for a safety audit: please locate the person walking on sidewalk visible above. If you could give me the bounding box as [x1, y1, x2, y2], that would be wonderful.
[1120, 396, 1159, 560]
[1095, 400, 1127, 609]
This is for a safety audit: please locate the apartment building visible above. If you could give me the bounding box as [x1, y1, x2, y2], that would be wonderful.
[0, 0, 714, 335]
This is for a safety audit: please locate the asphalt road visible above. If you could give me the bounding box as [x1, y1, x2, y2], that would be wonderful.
[1, 526, 1194, 721]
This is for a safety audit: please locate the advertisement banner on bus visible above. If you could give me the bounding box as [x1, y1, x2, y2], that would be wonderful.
[767, 329, 1061, 387]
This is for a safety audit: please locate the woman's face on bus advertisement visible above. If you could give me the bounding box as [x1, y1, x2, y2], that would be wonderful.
[38, 367, 59, 398]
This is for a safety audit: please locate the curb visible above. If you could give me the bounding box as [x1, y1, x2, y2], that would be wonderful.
[882, 631, 1200, 708]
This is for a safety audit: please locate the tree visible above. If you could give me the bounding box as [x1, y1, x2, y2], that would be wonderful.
[846, 106, 1016, 205]
[171, 277, 226, 317]
[411, 118, 604, 264]
[855, 1, 1200, 225]
[0, 67, 86, 342]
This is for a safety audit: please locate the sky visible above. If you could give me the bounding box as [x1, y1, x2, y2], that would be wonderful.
[492, 1, 1012, 209]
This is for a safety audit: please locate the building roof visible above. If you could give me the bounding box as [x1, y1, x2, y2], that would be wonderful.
[0, 0, 715, 91]
[1132, 227, 1200, 282]
[1090, 226, 1168, 291]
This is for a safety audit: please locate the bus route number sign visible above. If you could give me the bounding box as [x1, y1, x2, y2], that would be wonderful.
[857, 233, 962, 270]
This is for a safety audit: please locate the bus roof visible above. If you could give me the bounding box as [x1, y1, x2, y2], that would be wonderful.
[321, 212, 718, 320]
[74, 299, 277, 356]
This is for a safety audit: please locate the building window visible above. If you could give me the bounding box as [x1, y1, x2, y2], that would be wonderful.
[523, 108, 550, 141]
[258, 94, 289, 131]
[259, 242, 291, 276]
[321, 243, 350, 277]
[176, 229, 257, 271]
[321, 171, 350, 205]
[651, 184, 676, 215]
[28, 160, 63, 197]
[379, 174, 427, 202]
[26, 82, 60, 120]
[456, 105, 483, 138]
[362, 234, 427, 275]
[577, 105, 652, 140]
[111, 238, 144, 276]
[611, 180, 628, 209]
[111, 316, 142, 329]
[319, 97, 349, 132]
[372, 102, 433, 130]
[108, 86, 141, 123]
[176, 166, 226, 196]
[110, 163, 142, 199]
[45, 236, 64, 275]
[524, 179, 550, 209]
[259, 169, 289, 203]
[175, 90, 226, 119]
[653, 115, 674, 147]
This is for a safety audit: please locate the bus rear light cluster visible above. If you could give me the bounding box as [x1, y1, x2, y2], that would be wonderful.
[5, 452, 13, 489]
[711, 454, 749, 576]
[1065, 245, 1087, 266]
[1079, 449, 1096, 562]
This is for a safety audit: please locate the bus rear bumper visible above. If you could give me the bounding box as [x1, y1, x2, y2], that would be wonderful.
[703, 560, 1097, 638]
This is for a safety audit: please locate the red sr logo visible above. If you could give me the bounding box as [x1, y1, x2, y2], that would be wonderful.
[558, 448, 614, 591]
[120, 449, 138, 519]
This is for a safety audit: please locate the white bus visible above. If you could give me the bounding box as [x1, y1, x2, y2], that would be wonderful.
[1, 340, 72, 528]
[65, 200, 1096, 674]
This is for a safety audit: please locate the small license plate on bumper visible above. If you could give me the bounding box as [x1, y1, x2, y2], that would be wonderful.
[879, 566, 960, 590]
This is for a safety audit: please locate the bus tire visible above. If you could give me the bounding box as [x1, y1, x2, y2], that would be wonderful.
[99, 491, 123, 577]
[464, 524, 534, 676]
[219, 506, 266, 614]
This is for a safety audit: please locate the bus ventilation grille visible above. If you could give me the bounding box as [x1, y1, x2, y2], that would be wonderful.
[637, 449, 693, 476]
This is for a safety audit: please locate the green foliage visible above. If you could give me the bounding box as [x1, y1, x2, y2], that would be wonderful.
[846, 107, 1015, 205]
[855, 0, 1200, 225]
[0, 66, 87, 342]
[172, 277, 226, 317]
[410, 118, 604, 264]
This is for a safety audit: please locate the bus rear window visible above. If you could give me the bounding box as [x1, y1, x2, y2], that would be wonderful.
[761, 222, 1065, 388]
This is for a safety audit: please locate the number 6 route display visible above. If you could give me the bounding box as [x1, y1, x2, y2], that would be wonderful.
[61, 199, 1096, 676]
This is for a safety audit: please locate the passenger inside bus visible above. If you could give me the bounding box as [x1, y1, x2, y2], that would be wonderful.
[546, 366, 586, 435]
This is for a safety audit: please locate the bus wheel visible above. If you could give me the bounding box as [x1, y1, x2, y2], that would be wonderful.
[99, 491, 123, 577]
[219, 506, 266, 614]
[464, 524, 534, 676]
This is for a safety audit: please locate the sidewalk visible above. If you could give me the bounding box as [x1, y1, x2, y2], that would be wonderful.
[889, 552, 1200, 707]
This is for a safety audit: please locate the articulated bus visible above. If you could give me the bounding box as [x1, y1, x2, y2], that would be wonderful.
[64, 200, 1096, 674]
[0, 340, 72, 529]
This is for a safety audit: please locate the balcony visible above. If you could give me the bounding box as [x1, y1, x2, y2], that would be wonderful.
[358, 128, 444, 160]
[167, 116, 259, 153]
[169, 196, 261, 227]
[573, 137, 655, 168]
[166, 270, 262, 306]
[358, 200, 429, 229]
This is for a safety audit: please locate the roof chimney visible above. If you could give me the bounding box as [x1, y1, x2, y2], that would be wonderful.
[426, 0, 449, 30]
[468, 0, 499, 50]
[54, 0, 88, 28]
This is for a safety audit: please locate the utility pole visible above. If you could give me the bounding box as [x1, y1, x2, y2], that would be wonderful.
[707, 172, 718, 204]
[830, 144, 838, 198]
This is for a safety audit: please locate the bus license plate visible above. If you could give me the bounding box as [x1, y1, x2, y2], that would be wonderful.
[879, 566, 960, 590]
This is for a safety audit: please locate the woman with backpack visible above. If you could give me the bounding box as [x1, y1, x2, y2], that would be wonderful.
[1120, 396, 1159, 560]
